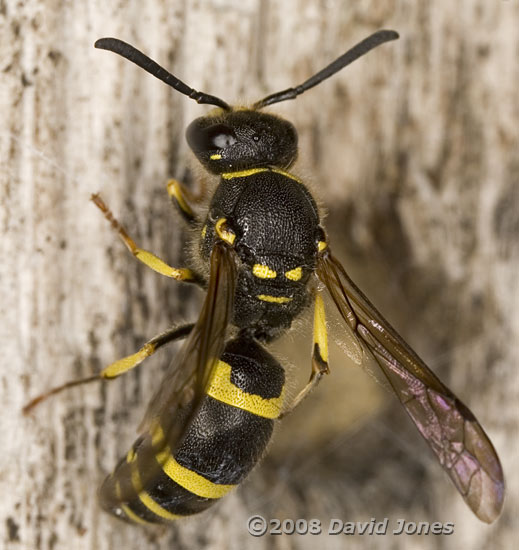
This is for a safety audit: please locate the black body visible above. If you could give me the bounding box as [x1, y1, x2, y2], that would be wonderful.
[200, 168, 322, 340]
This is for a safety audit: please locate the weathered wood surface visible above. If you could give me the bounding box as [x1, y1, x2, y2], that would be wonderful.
[1, 1, 517, 549]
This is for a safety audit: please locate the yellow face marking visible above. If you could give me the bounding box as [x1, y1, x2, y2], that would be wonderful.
[155, 448, 235, 499]
[318, 240, 328, 252]
[210, 154, 222, 160]
[257, 294, 292, 304]
[101, 343, 156, 379]
[313, 293, 329, 363]
[215, 217, 236, 245]
[206, 360, 285, 419]
[252, 263, 277, 279]
[285, 266, 302, 281]
[201, 225, 207, 239]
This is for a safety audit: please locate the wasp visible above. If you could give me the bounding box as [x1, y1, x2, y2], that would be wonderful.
[24, 30, 504, 525]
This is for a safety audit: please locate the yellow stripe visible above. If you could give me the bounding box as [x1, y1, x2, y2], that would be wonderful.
[125, 450, 183, 521]
[131, 461, 143, 493]
[126, 447, 137, 464]
[257, 294, 292, 304]
[138, 491, 183, 521]
[221, 167, 269, 179]
[210, 154, 222, 160]
[221, 167, 302, 183]
[121, 503, 154, 525]
[156, 449, 235, 499]
[285, 266, 302, 281]
[314, 293, 328, 363]
[270, 167, 302, 183]
[206, 360, 285, 419]
[252, 263, 277, 279]
[151, 422, 166, 448]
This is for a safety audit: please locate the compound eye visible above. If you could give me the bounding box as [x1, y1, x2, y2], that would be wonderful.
[186, 121, 237, 153]
[211, 128, 237, 148]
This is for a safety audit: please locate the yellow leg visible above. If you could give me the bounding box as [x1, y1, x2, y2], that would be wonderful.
[279, 293, 330, 419]
[100, 324, 192, 379]
[166, 179, 198, 224]
[91, 194, 201, 284]
[23, 324, 194, 414]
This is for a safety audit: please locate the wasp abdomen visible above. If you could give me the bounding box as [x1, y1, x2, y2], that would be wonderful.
[101, 337, 285, 524]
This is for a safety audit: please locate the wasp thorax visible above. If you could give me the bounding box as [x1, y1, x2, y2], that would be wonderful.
[186, 109, 298, 174]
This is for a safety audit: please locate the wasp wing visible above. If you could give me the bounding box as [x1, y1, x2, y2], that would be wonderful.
[100, 241, 237, 507]
[316, 249, 504, 523]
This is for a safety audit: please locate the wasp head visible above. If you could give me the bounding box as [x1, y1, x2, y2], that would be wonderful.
[185, 109, 298, 174]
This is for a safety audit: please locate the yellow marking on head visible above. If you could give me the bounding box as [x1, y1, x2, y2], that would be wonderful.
[257, 294, 292, 304]
[138, 491, 183, 521]
[215, 217, 236, 245]
[201, 225, 207, 239]
[318, 241, 328, 252]
[252, 263, 277, 279]
[285, 266, 302, 281]
[121, 503, 154, 525]
[166, 179, 194, 217]
[210, 154, 222, 160]
[206, 360, 285, 419]
[155, 448, 235, 499]
[314, 293, 328, 363]
[101, 343, 156, 379]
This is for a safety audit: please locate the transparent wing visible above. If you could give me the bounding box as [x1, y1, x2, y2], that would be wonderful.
[317, 248, 505, 523]
[100, 241, 237, 506]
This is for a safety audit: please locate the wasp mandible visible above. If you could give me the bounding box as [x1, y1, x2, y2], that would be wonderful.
[24, 30, 504, 525]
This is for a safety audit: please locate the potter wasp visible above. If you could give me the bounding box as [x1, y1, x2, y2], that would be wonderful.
[24, 30, 504, 524]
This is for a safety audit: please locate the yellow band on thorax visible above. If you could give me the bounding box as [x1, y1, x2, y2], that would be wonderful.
[221, 167, 302, 183]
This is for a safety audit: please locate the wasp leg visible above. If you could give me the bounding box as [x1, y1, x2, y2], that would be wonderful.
[91, 193, 203, 286]
[22, 323, 194, 414]
[166, 178, 203, 225]
[279, 293, 330, 418]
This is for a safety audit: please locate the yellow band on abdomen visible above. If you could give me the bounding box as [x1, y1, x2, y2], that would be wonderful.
[156, 449, 235, 499]
[206, 360, 285, 419]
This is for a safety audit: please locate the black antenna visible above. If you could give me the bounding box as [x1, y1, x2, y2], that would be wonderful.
[94, 38, 231, 111]
[254, 30, 399, 109]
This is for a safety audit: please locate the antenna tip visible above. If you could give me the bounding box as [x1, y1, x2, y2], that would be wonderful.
[94, 37, 117, 50]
